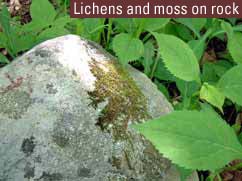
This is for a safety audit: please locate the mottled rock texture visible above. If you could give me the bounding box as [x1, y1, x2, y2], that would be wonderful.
[0, 35, 198, 181]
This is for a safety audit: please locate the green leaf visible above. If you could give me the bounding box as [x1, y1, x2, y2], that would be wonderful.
[175, 24, 194, 41]
[154, 59, 175, 81]
[221, 21, 233, 39]
[133, 110, 242, 171]
[142, 18, 170, 31]
[218, 65, 242, 106]
[113, 33, 144, 65]
[30, 0, 56, 24]
[200, 83, 225, 112]
[113, 18, 137, 34]
[82, 18, 105, 42]
[0, 5, 15, 55]
[0, 53, 9, 64]
[201, 63, 219, 83]
[227, 32, 242, 64]
[36, 27, 69, 43]
[188, 39, 205, 61]
[0, 5, 11, 36]
[153, 33, 200, 82]
[175, 18, 206, 38]
[176, 79, 200, 98]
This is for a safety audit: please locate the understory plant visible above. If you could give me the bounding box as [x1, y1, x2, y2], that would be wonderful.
[1, 1, 242, 180]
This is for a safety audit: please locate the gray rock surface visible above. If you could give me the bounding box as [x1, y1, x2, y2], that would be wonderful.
[0, 35, 198, 181]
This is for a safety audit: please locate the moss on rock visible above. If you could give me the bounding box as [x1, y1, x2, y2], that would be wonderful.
[88, 59, 151, 140]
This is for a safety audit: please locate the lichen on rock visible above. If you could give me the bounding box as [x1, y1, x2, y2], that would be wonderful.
[0, 90, 31, 119]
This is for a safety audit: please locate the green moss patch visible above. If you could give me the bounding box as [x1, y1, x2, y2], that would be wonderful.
[88, 59, 150, 140]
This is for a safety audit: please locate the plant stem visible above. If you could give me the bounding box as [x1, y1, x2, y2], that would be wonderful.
[135, 20, 144, 38]
[106, 18, 112, 48]
[149, 52, 160, 79]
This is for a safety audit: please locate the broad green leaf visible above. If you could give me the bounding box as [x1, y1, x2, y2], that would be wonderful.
[53, 16, 72, 28]
[154, 59, 175, 81]
[36, 27, 69, 43]
[153, 33, 200, 82]
[0, 53, 9, 64]
[227, 32, 242, 64]
[175, 18, 206, 38]
[200, 83, 225, 112]
[21, 21, 50, 33]
[14, 35, 36, 53]
[176, 79, 200, 98]
[133, 110, 242, 171]
[0, 5, 15, 54]
[142, 18, 170, 31]
[221, 21, 233, 39]
[188, 39, 205, 61]
[82, 18, 105, 42]
[212, 60, 233, 77]
[218, 65, 242, 106]
[0, 5, 11, 36]
[30, 0, 56, 24]
[201, 63, 219, 83]
[175, 24, 194, 41]
[113, 18, 137, 34]
[113, 33, 144, 65]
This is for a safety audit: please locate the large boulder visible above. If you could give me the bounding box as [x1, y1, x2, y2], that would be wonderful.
[0, 35, 197, 181]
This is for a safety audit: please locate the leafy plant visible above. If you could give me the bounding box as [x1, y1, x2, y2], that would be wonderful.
[0, 0, 72, 60]
[1, 2, 242, 180]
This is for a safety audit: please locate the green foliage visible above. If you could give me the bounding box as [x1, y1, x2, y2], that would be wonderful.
[227, 32, 242, 64]
[1, 4, 242, 178]
[200, 83, 225, 112]
[133, 109, 242, 171]
[153, 33, 200, 82]
[218, 65, 242, 106]
[113, 33, 144, 65]
[0, 0, 71, 58]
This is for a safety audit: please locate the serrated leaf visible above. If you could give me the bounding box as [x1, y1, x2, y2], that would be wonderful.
[227, 32, 242, 64]
[153, 33, 200, 82]
[30, 0, 56, 24]
[218, 65, 242, 106]
[200, 83, 225, 112]
[154, 59, 175, 81]
[113, 33, 144, 65]
[133, 110, 242, 171]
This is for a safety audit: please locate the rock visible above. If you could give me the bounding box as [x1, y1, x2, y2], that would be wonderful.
[0, 35, 198, 181]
